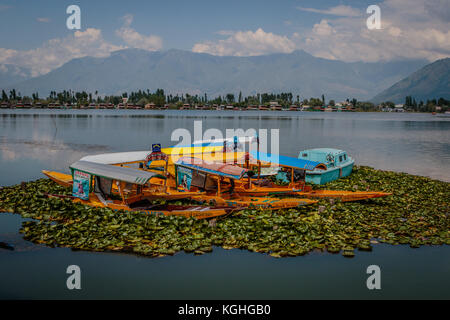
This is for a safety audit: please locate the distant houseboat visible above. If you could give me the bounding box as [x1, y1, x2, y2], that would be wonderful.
[271, 105, 282, 111]
[298, 148, 354, 184]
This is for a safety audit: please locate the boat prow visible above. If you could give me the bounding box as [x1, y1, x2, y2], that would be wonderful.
[295, 190, 392, 202]
[42, 170, 73, 188]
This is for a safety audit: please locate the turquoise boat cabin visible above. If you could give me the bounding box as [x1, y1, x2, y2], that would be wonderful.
[298, 148, 354, 184]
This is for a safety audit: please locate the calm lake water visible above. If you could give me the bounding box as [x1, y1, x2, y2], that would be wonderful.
[0, 109, 449, 299]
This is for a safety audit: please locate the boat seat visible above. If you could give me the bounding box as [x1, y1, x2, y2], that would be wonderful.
[252, 179, 273, 187]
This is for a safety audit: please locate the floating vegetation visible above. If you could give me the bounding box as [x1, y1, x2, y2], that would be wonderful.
[0, 166, 449, 258]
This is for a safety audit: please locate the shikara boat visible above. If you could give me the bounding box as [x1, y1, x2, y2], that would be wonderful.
[43, 149, 390, 203]
[64, 160, 240, 219]
[42, 136, 390, 209]
[297, 148, 355, 184]
[42, 170, 74, 188]
[41, 169, 205, 200]
[173, 157, 318, 209]
[232, 151, 391, 201]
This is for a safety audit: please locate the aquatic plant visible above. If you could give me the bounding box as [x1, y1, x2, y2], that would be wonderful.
[0, 166, 448, 258]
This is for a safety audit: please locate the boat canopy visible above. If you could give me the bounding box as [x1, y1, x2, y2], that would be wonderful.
[78, 137, 257, 165]
[78, 145, 223, 165]
[176, 157, 248, 180]
[250, 151, 327, 171]
[70, 160, 165, 185]
[80, 151, 150, 164]
[191, 135, 258, 147]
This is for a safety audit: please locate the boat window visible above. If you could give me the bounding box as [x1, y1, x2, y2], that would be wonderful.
[204, 176, 217, 191]
[344, 154, 347, 160]
[94, 176, 112, 197]
[191, 171, 207, 189]
[339, 155, 343, 162]
[302, 153, 308, 157]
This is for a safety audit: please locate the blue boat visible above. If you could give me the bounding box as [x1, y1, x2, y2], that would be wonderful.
[298, 148, 354, 184]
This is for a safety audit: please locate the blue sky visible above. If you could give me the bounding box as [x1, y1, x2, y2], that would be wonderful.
[0, 0, 448, 76]
[1, 0, 375, 50]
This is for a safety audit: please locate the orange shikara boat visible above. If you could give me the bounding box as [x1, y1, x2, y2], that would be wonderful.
[42, 151, 391, 205]
[60, 160, 242, 219]
[42, 170, 73, 188]
[173, 157, 318, 209]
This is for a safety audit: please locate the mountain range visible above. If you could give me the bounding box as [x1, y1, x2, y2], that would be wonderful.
[0, 64, 32, 88]
[371, 58, 450, 103]
[1, 49, 443, 102]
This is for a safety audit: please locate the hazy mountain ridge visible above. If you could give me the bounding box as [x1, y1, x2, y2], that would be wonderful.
[4, 49, 429, 101]
[0, 64, 32, 89]
[371, 58, 450, 104]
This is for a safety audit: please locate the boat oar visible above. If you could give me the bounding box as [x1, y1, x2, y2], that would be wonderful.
[44, 193, 77, 199]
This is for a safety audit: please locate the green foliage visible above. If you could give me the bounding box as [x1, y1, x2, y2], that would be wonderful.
[1, 167, 448, 258]
[405, 95, 449, 113]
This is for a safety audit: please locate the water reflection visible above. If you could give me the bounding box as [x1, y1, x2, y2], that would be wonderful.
[0, 110, 449, 299]
[0, 110, 449, 184]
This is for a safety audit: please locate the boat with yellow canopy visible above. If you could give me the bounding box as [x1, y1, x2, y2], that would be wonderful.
[173, 157, 318, 209]
[59, 160, 240, 219]
[43, 138, 391, 205]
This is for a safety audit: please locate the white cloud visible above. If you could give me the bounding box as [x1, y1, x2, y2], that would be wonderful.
[192, 28, 296, 56]
[0, 14, 162, 76]
[0, 28, 124, 76]
[297, 5, 361, 17]
[192, 0, 449, 62]
[424, 0, 450, 22]
[294, 0, 450, 62]
[311, 19, 335, 36]
[115, 14, 162, 51]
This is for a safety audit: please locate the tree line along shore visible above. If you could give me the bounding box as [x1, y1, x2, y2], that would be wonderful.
[1, 89, 448, 113]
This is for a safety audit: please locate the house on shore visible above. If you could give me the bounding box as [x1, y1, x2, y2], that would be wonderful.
[394, 104, 405, 112]
[145, 102, 156, 109]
